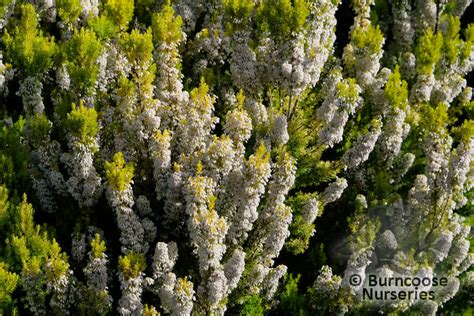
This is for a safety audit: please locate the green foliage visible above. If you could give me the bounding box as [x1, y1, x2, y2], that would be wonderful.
[26, 113, 51, 146]
[421, 103, 449, 134]
[76, 285, 112, 315]
[240, 295, 265, 315]
[90, 233, 106, 259]
[347, 209, 381, 251]
[143, 304, 159, 316]
[133, 0, 153, 23]
[13, 195, 36, 239]
[465, 99, 474, 120]
[104, 152, 134, 191]
[384, 66, 408, 111]
[236, 89, 245, 109]
[286, 193, 319, 254]
[286, 216, 315, 254]
[0, 185, 9, 233]
[250, 142, 271, 168]
[440, 15, 462, 65]
[88, 15, 117, 39]
[0, 118, 30, 191]
[462, 24, 474, 61]
[296, 157, 341, 189]
[415, 30, 443, 75]
[276, 274, 307, 315]
[56, 0, 82, 25]
[286, 117, 310, 159]
[3, 4, 56, 76]
[370, 0, 389, 24]
[75, 233, 110, 314]
[62, 28, 103, 93]
[452, 119, 474, 145]
[372, 169, 393, 200]
[0, 262, 19, 313]
[223, 0, 255, 33]
[0, 0, 472, 313]
[118, 252, 146, 279]
[307, 280, 353, 315]
[151, 2, 183, 45]
[5, 194, 69, 282]
[0, 0, 13, 16]
[119, 28, 154, 66]
[64, 102, 99, 145]
[256, 0, 310, 38]
[103, 0, 134, 31]
[351, 24, 384, 53]
[0, 192, 71, 316]
[189, 78, 215, 112]
[336, 78, 360, 103]
[44, 240, 69, 282]
[224, 0, 254, 21]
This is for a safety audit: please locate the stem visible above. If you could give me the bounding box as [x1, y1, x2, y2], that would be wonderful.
[289, 96, 300, 121]
[287, 92, 293, 118]
[268, 88, 273, 108]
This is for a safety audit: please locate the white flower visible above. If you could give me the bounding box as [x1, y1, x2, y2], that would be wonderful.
[62, 141, 103, 208]
[224, 108, 252, 144]
[418, 300, 438, 316]
[302, 198, 319, 224]
[185, 174, 228, 274]
[430, 231, 454, 263]
[410, 74, 435, 103]
[56, 65, 70, 90]
[379, 230, 398, 251]
[172, 277, 194, 316]
[226, 148, 271, 245]
[206, 268, 227, 305]
[136, 195, 152, 217]
[71, 233, 86, 262]
[152, 242, 178, 280]
[318, 110, 350, 148]
[230, 43, 260, 95]
[263, 265, 287, 300]
[106, 188, 145, 254]
[322, 177, 348, 204]
[118, 272, 144, 315]
[244, 97, 268, 127]
[376, 108, 408, 164]
[84, 254, 109, 293]
[224, 249, 245, 292]
[343, 119, 382, 169]
[435, 277, 460, 304]
[17, 76, 44, 115]
[271, 115, 289, 146]
[80, 0, 99, 19]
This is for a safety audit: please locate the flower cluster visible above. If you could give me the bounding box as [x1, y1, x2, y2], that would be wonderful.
[0, 0, 472, 315]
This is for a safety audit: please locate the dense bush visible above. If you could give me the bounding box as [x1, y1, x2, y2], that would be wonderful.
[0, 0, 473, 314]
